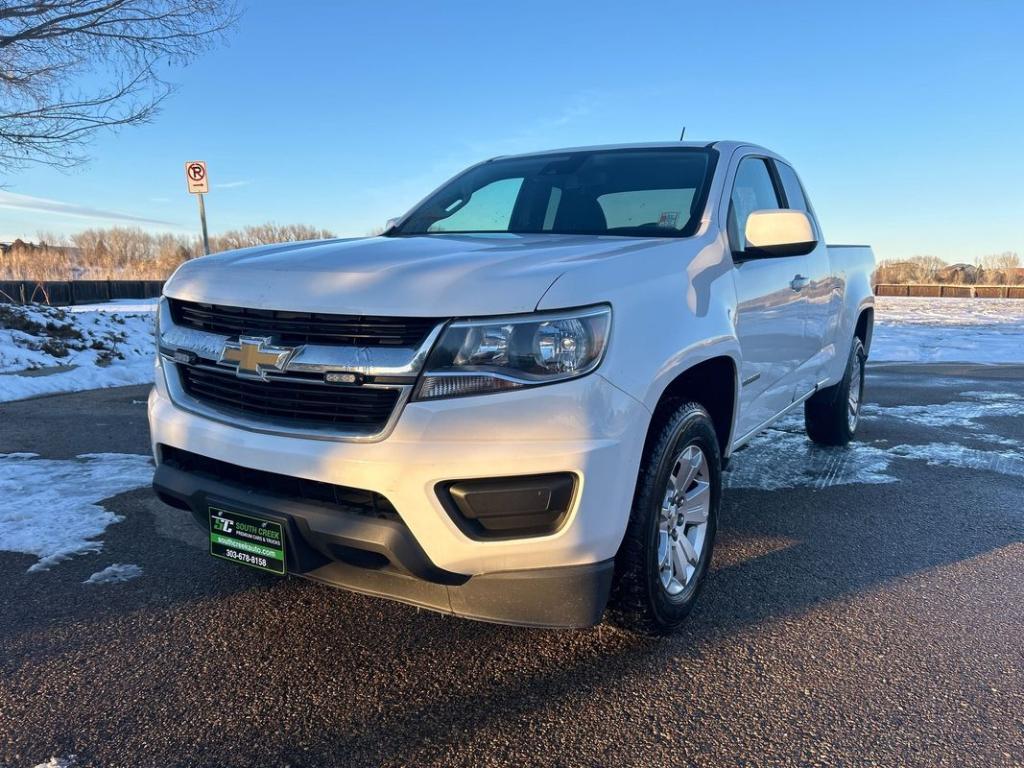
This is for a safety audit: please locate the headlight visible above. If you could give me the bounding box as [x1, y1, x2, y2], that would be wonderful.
[155, 296, 168, 343]
[414, 305, 611, 400]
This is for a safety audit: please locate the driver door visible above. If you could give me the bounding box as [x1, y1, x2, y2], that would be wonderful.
[728, 156, 817, 440]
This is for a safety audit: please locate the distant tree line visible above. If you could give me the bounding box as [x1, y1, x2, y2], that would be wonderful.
[0, 224, 336, 281]
[873, 252, 1023, 286]
[4, 233, 1022, 286]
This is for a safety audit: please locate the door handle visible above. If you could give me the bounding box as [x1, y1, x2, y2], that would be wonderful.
[790, 274, 810, 291]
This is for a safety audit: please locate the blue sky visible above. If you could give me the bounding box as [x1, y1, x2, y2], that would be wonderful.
[1, 0, 1021, 263]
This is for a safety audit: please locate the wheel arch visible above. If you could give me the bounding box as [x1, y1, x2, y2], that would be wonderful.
[855, 306, 874, 355]
[642, 355, 739, 463]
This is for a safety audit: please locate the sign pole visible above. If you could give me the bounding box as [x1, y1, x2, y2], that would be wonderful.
[197, 192, 210, 256]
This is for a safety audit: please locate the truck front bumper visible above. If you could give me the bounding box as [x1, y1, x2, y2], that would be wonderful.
[154, 458, 613, 627]
[149, 359, 650, 627]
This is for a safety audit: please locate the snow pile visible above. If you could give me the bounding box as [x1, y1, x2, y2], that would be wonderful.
[83, 563, 143, 584]
[872, 297, 1024, 364]
[0, 300, 156, 403]
[0, 452, 153, 571]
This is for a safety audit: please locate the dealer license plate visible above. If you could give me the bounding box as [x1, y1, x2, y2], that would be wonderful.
[209, 506, 286, 575]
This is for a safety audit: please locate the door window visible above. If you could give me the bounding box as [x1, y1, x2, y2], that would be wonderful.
[727, 158, 781, 252]
[775, 161, 820, 240]
[775, 162, 810, 212]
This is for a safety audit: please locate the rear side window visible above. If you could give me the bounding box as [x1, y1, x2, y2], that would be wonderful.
[775, 162, 809, 212]
[728, 158, 781, 252]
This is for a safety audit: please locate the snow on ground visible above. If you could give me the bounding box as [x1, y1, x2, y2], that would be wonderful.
[83, 563, 143, 585]
[727, 391, 1024, 492]
[0, 300, 155, 402]
[860, 390, 1024, 431]
[0, 453, 153, 572]
[726, 422, 897, 490]
[872, 297, 1024, 364]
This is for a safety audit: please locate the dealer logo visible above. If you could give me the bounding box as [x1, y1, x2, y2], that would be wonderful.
[211, 515, 233, 534]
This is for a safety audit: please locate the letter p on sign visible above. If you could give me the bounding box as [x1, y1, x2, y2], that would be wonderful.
[185, 161, 209, 194]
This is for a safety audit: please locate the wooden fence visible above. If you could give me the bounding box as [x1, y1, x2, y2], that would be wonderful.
[0, 280, 165, 305]
[874, 284, 1024, 299]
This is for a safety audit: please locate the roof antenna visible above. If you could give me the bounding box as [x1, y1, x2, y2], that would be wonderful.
[679, 126, 686, 141]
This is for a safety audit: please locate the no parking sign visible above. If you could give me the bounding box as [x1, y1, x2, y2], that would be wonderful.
[185, 161, 209, 194]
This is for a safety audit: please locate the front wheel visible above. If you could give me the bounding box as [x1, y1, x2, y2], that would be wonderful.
[804, 337, 866, 446]
[607, 402, 721, 635]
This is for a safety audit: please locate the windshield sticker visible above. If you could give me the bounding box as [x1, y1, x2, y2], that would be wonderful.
[658, 211, 680, 228]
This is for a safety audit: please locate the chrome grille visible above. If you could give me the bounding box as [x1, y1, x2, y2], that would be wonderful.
[178, 364, 401, 430]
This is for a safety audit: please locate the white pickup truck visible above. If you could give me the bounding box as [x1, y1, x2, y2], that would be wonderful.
[150, 141, 875, 633]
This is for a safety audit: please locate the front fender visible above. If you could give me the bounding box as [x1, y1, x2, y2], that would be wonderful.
[538, 236, 741, 412]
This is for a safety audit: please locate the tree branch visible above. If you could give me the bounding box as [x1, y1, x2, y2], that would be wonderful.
[0, 0, 238, 170]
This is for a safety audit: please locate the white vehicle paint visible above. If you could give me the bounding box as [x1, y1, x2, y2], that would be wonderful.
[149, 141, 875, 628]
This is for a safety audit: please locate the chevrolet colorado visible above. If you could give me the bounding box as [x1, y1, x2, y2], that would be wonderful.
[150, 141, 875, 633]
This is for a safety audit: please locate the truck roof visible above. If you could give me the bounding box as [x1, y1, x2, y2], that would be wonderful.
[490, 140, 769, 161]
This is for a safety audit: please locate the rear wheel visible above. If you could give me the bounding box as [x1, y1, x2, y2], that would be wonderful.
[805, 337, 866, 446]
[608, 402, 721, 635]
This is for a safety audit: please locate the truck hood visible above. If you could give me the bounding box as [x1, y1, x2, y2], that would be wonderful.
[164, 233, 669, 316]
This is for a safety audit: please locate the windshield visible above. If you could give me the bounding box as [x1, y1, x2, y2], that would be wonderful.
[390, 148, 716, 238]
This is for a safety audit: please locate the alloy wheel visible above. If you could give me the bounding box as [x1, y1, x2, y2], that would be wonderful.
[848, 353, 864, 432]
[657, 445, 711, 596]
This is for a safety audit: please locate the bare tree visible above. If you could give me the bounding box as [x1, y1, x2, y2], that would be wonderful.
[208, 223, 335, 253]
[980, 251, 1021, 271]
[1, 223, 337, 280]
[906, 255, 946, 283]
[0, 0, 238, 170]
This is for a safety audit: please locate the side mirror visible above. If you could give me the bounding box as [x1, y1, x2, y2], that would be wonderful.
[384, 217, 401, 232]
[743, 210, 817, 257]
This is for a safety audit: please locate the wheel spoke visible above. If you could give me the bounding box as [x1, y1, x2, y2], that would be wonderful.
[660, 500, 675, 524]
[682, 505, 708, 526]
[671, 537, 690, 577]
[676, 534, 698, 565]
[682, 480, 710, 518]
[658, 532, 671, 570]
[678, 447, 702, 494]
[667, 459, 684, 496]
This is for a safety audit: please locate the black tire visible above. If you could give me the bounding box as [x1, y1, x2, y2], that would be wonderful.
[804, 337, 866, 446]
[607, 402, 721, 635]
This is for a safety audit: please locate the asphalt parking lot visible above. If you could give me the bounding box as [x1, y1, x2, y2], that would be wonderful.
[1, 364, 1022, 768]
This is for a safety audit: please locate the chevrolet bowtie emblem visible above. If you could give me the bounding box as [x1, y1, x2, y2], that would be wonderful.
[219, 336, 298, 380]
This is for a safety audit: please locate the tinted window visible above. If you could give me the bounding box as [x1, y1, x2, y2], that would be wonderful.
[728, 158, 781, 251]
[775, 162, 809, 212]
[598, 188, 696, 230]
[393, 149, 714, 238]
[428, 178, 523, 232]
